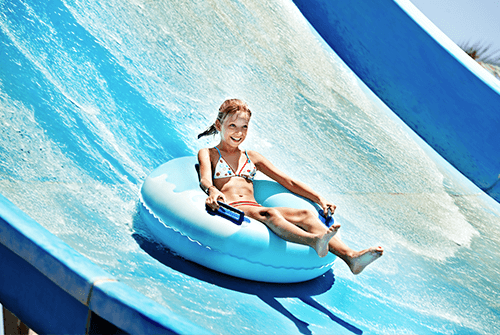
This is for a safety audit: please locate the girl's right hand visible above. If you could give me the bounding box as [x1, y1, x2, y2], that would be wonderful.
[206, 187, 226, 210]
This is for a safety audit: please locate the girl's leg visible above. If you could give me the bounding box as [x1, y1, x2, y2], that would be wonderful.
[243, 207, 339, 257]
[275, 207, 384, 274]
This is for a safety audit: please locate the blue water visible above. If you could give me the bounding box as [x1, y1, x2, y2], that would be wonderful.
[1, 0, 500, 334]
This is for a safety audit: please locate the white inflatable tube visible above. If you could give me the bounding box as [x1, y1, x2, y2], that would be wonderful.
[139, 156, 335, 283]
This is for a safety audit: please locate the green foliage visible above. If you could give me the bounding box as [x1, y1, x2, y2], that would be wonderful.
[459, 41, 500, 66]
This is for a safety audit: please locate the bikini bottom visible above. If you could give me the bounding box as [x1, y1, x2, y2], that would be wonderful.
[227, 200, 262, 208]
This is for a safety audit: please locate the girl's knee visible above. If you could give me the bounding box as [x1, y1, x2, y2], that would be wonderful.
[304, 209, 317, 219]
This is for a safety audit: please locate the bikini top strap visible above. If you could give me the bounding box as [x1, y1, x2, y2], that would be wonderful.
[213, 147, 221, 179]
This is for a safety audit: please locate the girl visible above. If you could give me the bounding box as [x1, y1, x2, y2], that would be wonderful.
[198, 99, 383, 273]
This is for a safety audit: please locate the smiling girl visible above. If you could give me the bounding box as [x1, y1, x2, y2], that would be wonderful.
[198, 99, 383, 272]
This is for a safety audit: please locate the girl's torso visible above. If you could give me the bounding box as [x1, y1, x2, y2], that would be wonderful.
[210, 147, 258, 204]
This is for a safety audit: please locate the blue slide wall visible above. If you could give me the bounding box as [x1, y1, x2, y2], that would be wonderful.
[0, 195, 209, 334]
[293, 0, 500, 202]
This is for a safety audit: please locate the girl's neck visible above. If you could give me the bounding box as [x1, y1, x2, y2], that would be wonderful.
[217, 141, 240, 154]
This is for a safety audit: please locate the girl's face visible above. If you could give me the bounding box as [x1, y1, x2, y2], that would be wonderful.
[216, 111, 250, 147]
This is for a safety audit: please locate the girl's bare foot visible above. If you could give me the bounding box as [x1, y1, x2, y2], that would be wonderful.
[313, 224, 341, 257]
[348, 246, 384, 274]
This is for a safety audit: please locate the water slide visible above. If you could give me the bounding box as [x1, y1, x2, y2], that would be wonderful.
[1, 0, 499, 334]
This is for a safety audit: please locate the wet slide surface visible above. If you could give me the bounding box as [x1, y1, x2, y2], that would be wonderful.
[1, 0, 500, 334]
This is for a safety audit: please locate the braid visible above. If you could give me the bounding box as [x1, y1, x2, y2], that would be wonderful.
[197, 124, 218, 139]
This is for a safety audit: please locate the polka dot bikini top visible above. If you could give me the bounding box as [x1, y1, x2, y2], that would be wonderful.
[213, 147, 257, 181]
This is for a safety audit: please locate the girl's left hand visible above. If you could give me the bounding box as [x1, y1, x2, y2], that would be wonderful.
[321, 201, 336, 218]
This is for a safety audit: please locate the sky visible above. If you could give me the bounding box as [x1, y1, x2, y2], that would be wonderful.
[410, 0, 500, 54]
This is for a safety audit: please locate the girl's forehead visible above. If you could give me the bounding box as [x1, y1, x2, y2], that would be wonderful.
[224, 111, 250, 123]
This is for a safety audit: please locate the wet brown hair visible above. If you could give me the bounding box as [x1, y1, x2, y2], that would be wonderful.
[197, 99, 252, 139]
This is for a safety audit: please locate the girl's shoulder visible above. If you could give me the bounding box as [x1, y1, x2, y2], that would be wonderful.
[245, 149, 259, 158]
[246, 150, 268, 164]
[198, 147, 210, 157]
[198, 147, 218, 154]
[198, 147, 220, 163]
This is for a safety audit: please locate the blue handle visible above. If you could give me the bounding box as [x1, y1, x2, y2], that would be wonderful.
[319, 208, 334, 227]
[206, 201, 246, 225]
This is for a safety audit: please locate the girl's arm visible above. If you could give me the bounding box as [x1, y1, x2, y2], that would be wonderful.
[249, 151, 336, 215]
[198, 148, 226, 209]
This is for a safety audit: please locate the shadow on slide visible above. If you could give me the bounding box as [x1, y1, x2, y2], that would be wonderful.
[132, 208, 363, 335]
